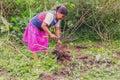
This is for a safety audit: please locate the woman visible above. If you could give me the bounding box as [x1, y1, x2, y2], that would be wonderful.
[23, 5, 68, 60]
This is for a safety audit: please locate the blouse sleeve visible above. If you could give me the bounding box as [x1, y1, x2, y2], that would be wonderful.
[43, 13, 54, 26]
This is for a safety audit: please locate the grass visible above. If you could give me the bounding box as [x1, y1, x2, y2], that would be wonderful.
[0, 34, 120, 80]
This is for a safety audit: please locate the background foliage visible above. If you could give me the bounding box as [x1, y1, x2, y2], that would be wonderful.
[0, 0, 120, 41]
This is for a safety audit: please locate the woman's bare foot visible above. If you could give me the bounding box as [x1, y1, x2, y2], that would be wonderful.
[32, 52, 38, 60]
[43, 51, 48, 55]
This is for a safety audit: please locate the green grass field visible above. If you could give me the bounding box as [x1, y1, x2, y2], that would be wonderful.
[0, 35, 120, 80]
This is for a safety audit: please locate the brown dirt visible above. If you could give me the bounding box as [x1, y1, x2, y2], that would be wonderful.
[40, 55, 115, 80]
[0, 69, 15, 80]
[52, 44, 72, 61]
[72, 45, 88, 52]
[76, 55, 115, 72]
[117, 52, 120, 59]
[52, 45, 88, 62]
[39, 73, 56, 80]
[76, 54, 88, 59]
[74, 45, 88, 49]
[112, 52, 120, 60]
[39, 68, 70, 80]
[52, 44, 114, 69]
[40, 44, 115, 80]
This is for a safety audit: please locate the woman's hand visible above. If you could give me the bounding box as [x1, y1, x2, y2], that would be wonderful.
[49, 33, 58, 39]
[57, 40, 62, 45]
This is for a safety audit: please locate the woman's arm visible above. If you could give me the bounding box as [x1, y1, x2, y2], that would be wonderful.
[41, 22, 52, 35]
[41, 22, 57, 39]
[55, 26, 62, 45]
[55, 26, 60, 38]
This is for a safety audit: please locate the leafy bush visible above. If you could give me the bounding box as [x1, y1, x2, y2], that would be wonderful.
[0, 0, 120, 41]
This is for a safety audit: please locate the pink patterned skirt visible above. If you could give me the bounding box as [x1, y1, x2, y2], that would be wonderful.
[23, 23, 48, 52]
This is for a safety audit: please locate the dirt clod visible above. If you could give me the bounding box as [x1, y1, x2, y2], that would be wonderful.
[40, 68, 70, 80]
[74, 46, 88, 49]
[117, 52, 120, 59]
[52, 44, 72, 61]
[39, 73, 56, 80]
[0, 69, 15, 79]
[76, 54, 88, 59]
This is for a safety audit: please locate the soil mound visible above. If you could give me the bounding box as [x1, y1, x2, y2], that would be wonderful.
[52, 44, 72, 61]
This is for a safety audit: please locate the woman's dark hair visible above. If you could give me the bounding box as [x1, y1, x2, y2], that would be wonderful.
[56, 5, 68, 16]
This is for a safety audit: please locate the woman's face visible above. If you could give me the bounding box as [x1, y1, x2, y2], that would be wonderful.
[56, 12, 65, 20]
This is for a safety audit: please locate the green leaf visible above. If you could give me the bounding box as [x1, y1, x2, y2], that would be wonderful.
[13, 26, 20, 31]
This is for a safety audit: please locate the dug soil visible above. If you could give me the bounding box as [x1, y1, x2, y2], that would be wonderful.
[40, 44, 115, 80]
[0, 69, 15, 80]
